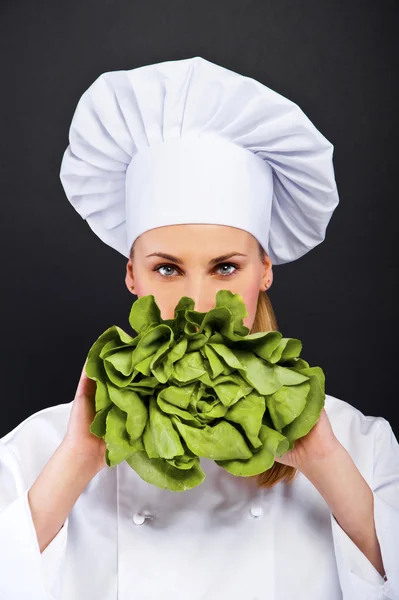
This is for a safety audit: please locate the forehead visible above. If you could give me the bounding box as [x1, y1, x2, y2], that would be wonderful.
[136, 224, 256, 252]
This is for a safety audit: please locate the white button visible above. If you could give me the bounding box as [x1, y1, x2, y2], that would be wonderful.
[250, 505, 263, 518]
[132, 513, 146, 525]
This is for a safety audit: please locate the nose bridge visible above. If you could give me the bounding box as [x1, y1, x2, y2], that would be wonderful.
[183, 273, 216, 313]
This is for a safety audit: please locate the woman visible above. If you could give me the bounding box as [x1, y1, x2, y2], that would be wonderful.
[1, 57, 398, 600]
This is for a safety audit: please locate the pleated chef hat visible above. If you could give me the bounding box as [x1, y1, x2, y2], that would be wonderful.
[59, 56, 339, 265]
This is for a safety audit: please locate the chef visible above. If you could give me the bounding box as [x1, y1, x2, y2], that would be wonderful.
[1, 56, 398, 600]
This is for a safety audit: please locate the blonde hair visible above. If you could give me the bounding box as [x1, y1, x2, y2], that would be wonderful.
[130, 240, 298, 489]
[248, 278, 299, 489]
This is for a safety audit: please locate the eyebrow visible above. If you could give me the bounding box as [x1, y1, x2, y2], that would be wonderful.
[145, 252, 248, 266]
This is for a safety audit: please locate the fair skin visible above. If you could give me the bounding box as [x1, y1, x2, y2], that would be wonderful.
[125, 223, 273, 329]
[29, 223, 385, 582]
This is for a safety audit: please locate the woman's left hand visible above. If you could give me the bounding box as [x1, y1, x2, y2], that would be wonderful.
[274, 408, 342, 473]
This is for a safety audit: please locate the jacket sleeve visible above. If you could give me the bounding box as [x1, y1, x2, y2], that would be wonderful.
[0, 439, 69, 600]
[330, 418, 399, 600]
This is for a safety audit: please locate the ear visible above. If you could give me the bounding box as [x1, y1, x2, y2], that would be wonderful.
[125, 258, 135, 292]
[266, 267, 274, 289]
[261, 252, 273, 291]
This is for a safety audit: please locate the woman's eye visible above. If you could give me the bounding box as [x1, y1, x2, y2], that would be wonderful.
[215, 263, 238, 276]
[153, 263, 239, 277]
[155, 264, 178, 277]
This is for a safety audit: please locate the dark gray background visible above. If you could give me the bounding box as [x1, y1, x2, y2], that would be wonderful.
[1, 0, 398, 438]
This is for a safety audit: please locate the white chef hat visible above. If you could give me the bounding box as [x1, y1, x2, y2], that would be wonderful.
[59, 56, 339, 265]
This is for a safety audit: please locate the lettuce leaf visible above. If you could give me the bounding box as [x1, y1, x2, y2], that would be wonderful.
[86, 290, 325, 491]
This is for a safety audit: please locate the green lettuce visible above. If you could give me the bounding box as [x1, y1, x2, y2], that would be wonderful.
[86, 290, 325, 492]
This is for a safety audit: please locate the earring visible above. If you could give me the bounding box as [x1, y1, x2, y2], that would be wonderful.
[130, 285, 135, 292]
[265, 281, 270, 289]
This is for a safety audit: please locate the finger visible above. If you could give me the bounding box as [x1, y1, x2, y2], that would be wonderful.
[76, 358, 96, 398]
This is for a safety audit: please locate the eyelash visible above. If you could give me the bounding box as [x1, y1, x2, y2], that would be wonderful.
[153, 262, 241, 278]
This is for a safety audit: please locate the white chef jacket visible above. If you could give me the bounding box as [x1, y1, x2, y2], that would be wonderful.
[1, 393, 398, 600]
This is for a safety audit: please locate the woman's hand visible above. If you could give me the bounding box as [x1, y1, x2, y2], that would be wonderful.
[62, 359, 107, 475]
[274, 408, 342, 474]
[275, 408, 386, 578]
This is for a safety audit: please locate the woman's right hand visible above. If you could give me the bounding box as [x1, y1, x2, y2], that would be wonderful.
[62, 359, 107, 475]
